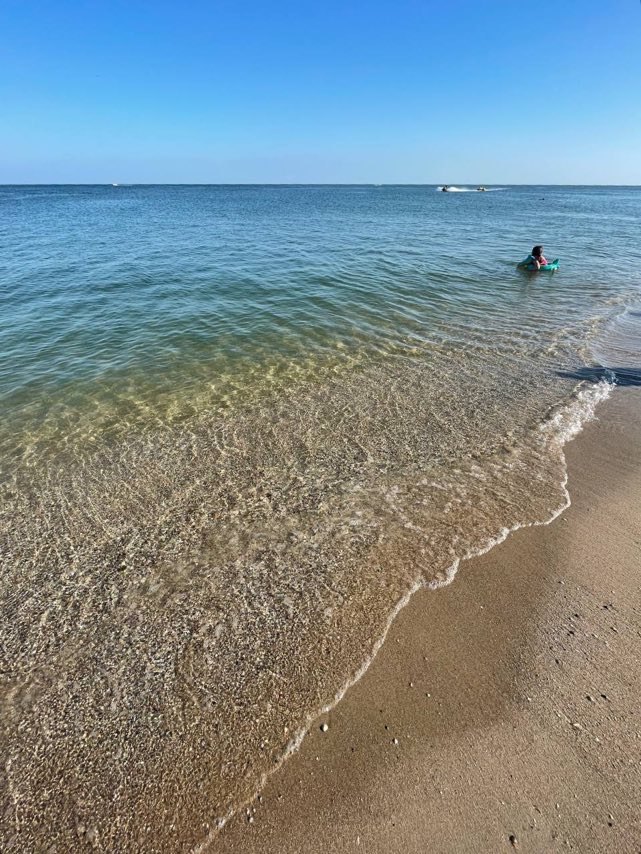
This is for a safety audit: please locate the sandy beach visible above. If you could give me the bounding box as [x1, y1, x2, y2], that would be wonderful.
[216, 385, 641, 854]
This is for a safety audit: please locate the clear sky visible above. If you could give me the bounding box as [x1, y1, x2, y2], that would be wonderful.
[1, 0, 640, 183]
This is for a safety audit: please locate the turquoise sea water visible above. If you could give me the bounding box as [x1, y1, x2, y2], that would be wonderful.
[1, 184, 639, 469]
[1, 185, 640, 850]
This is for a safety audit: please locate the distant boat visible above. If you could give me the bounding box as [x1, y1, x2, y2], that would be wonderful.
[112, 183, 119, 187]
[441, 185, 450, 192]
[476, 186, 487, 191]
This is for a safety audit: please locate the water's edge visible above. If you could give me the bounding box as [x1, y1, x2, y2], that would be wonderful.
[194, 378, 614, 851]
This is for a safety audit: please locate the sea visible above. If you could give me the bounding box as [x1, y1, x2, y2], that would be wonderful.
[1, 184, 640, 851]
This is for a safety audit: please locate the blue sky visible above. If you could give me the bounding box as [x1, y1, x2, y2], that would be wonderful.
[1, 0, 640, 183]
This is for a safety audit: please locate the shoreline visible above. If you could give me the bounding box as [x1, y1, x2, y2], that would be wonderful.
[200, 378, 615, 847]
[215, 385, 641, 853]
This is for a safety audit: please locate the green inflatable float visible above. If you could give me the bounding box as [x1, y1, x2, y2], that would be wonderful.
[518, 256, 560, 271]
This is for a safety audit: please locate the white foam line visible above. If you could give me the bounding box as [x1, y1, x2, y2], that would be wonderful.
[435, 186, 508, 193]
[192, 378, 614, 852]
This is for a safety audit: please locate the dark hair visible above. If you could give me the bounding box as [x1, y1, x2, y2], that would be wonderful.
[532, 245, 543, 255]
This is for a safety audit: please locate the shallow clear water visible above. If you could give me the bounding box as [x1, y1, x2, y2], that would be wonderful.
[1, 185, 640, 851]
[1, 184, 639, 470]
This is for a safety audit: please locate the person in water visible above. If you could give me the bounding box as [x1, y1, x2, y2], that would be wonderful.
[519, 245, 548, 270]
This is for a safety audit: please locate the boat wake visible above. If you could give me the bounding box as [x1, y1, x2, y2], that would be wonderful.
[437, 186, 507, 192]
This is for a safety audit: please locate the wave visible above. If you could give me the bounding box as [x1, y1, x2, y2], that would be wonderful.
[194, 376, 615, 849]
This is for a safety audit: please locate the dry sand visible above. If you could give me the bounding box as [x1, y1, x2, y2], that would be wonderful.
[215, 386, 641, 854]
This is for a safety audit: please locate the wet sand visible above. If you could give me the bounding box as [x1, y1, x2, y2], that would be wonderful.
[216, 386, 641, 854]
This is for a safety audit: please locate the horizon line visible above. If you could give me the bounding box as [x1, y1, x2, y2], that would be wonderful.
[2, 182, 641, 188]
